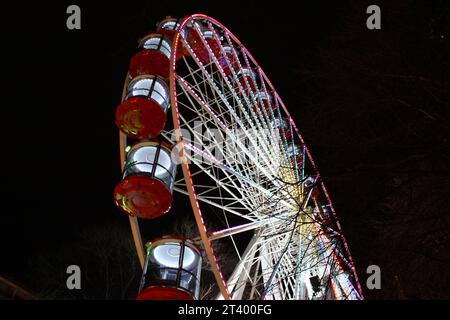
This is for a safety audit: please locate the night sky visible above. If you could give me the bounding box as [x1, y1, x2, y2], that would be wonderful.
[1, 1, 448, 299]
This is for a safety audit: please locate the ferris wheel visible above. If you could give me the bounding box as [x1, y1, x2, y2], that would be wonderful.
[113, 14, 364, 300]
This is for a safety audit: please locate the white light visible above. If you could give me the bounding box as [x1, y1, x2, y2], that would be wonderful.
[130, 146, 172, 178]
[153, 243, 196, 269]
[140, 36, 171, 59]
[127, 77, 169, 110]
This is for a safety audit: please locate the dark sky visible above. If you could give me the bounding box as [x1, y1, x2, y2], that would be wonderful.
[1, 1, 448, 299]
[1, 0, 336, 271]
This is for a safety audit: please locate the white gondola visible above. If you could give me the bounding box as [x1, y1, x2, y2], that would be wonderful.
[137, 237, 202, 300]
[126, 75, 170, 113]
[157, 18, 186, 39]
[114, 141, 177, 219]
[138, 34, 172, 59]
[129, 34, 172, 79]
[115, 75, 170, 138]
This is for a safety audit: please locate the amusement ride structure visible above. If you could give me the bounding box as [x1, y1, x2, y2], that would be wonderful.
[113, 14, 364, 300]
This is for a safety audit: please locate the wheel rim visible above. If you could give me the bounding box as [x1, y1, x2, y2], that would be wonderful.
[165, 14, 363, 300]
